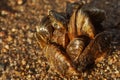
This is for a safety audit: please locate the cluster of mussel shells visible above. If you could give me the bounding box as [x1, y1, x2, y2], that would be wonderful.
[35, 2, 120, 78]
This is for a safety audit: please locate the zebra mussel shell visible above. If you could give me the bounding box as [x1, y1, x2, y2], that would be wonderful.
[35, 1, 120, 78]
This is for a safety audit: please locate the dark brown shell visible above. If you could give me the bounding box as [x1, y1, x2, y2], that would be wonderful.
[76, 30, 120, 71]
[83, 8, 106, 33]
[44, 43, 79, 77]
[66, 36, 90, 64]
[76, 9, 96, 39]
[67, 5, 96, 40]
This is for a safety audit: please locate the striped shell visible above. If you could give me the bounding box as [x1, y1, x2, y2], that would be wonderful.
[35, 1, 120, 78]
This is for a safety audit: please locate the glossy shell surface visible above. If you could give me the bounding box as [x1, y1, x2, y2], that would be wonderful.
[35, 2, 120, 78]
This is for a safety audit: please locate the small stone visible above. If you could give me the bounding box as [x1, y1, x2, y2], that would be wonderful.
[115, 70, 119, 73]
[97, 63, 101, 67]
[21, 72, 25, 76]
[14, 71, 21, 77]
[83, 72, 87, 77]
[27, 74, 31, 79]
[0, 31, 5, 37]
[5, 45, 9, 49]
[1, 10, 8, 15]
[21, 60, 26, 65]
[1, 48, 7, 53]
[111, 74, 115, 78]
[103, 78, 107, 80]
[19, 6, 25, 12]
[17, 0, 23, 5]
[27, 31, 33, 38]
[26, 64, 30, 69]
[88, 75, 92, 78]
[12, 28, 16, 32]
[27, 38, 32, 44]
[6, 36, 13, 42]
[108, 59, 113, 65]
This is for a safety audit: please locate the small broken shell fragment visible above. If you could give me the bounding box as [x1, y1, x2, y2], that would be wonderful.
[44, 43, 80, 77]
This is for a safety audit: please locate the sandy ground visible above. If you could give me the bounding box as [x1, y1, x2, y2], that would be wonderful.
[0, 0, 120, 79]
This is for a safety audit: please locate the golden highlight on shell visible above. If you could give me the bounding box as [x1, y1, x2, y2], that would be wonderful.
[35, 1, 120, 78]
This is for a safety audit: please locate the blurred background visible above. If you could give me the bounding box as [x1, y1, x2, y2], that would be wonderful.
[0, 0, 120, 79]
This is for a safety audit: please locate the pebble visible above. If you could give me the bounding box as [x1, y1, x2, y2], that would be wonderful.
[17, 0, 24, 5]
[21, 60, 26, 65]
[26, 64, 30, 69]
[6, 36, 13, 42]
[108, 58, 113, 65]
[1, 10, 8, 16]
[97, 63, 101, 67]
[27, 31, 33, 38]
[0, 31, 5, 37]
[27, 74, 31, 79]
[1, 48, 7, 53]
[12, 28, 16, 32]
[27, 38, 32, 44]
[5, 45, 9, 50]
[115, 70, 119, 74]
